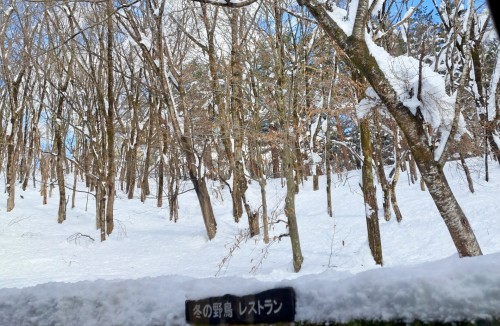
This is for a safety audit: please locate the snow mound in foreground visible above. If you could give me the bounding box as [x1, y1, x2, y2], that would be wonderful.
[0, 253, 498, 325]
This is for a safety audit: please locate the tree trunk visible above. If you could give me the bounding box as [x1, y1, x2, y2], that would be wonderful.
[391, 127, 403, 223]
[284, 145, 304, 272]
[259, 177, 269, 244]
[374, 114, 391, 221]
[6, 135, 17, 212]
[56, 122, 66, 224]
[326, 117, 333, 217]
[413, 147, 482, 256]
[141, 129, 152, 203]
[360, 118, 383, 265]
[56, 78, 70, 224]
[105, 0, 115, 237]
[72, 161, 78, 209]
[41, 154, 49, 205]
[5, 71, 25, 212]
[229, 9, 247, 223]
[460, 152, 475, 193]
[274, 1, 303, 272]
[192, 174, 217, 239]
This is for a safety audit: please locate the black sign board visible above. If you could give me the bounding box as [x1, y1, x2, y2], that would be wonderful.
[185, 287, 296, 325]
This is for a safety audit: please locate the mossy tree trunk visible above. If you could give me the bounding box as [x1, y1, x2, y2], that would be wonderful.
[360, 118, 383, 265]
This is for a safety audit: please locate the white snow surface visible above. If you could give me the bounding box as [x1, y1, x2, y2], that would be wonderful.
[1, 159, 500, 324]
[326, 3, 353, 36]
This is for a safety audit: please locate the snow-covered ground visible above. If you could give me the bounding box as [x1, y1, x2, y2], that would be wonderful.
[1, 158, 499, 325]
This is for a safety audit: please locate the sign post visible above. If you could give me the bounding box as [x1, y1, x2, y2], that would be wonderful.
[185, 287, 296, 325]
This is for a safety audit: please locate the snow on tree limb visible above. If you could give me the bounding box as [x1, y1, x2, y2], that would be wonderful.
[364, 35, 464, 136]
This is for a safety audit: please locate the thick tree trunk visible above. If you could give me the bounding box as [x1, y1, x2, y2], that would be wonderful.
[412, 146, 482, 256]
[191, 172, 217, 239]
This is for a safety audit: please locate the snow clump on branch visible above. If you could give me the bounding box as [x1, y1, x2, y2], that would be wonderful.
[359, 36, 467, 141]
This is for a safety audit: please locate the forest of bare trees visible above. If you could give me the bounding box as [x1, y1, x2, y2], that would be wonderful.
[1, 0, 498, 271]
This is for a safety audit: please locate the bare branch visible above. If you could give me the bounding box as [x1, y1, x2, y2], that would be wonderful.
[191, 0, 258, 8]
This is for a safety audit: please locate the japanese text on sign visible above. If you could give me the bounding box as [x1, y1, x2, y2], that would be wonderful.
[185, 287, 295, 325]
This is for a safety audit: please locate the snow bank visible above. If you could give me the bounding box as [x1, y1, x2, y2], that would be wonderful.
[1, 253, 499, 325]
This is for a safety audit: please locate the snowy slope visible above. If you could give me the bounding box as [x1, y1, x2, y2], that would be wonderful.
[0, 158, 499, 324]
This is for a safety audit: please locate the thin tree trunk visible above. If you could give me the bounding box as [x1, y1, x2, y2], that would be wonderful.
[41, 154, 49, 205]
[274, 2, 303, 272]
[460, 152, 475, 193]
[56, 117, 67, 224]
[374, 113, 391, 221]
[141, 118, 153, 202]
[360, 118, 383, 265]
[229, 9, 247, 223]
[391, 127, 403, 223]
[5, 71, 25, 212]
[284, 144, 304, 272]
[326, 117, 333, 217]
[72, 161, 78, 209]
[105, 0, 115, 237]
[56, 78, 70, 224]
[259, 176, 269, 244]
